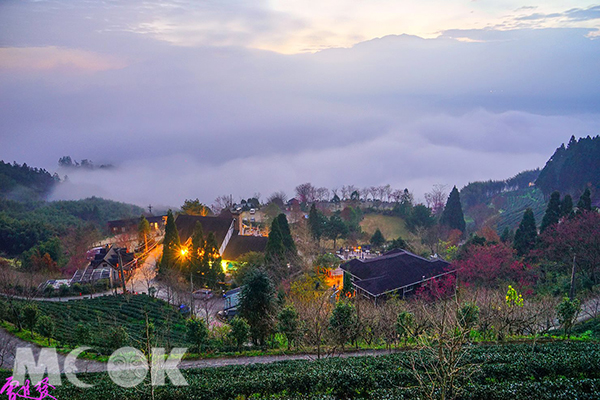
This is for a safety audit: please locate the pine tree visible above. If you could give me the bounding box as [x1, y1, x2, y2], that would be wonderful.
[308, 203, 325, 242]
[513, 208, 537, 256]
[500, 227, 513, 244]
[239, 269, 275, 346]
[440, 186, 466, 233]
[577, 188, 592, 212]
[204, 232, 223, 288]
[370, 228, 385, 248]
[160, 210, 180, 271]
[540, 191, 561, 233]
[265, 218, 286, 264]
[190, 221, 205, 277]
[276, 214, 296, 256]
[561, 194, 574, 218]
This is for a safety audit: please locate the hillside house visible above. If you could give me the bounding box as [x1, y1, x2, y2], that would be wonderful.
[340, 249, 455, 302]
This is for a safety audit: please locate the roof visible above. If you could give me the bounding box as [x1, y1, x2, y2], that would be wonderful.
[222, 233, 268, 261]
[108, 215, 166, 228]
[340, 249, 454, 297]
[90, 246, 135, 270]
[175, 214, 233, 248]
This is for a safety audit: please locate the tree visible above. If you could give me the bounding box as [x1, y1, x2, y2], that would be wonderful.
[513, 208, 537, 256]
[212, 194, 234, 215]
[160, 210, 180, 272]
[203, 232, 224, 288]
[539, 210, 600, 286]
[406, 204, 435, 231]
[265, 217, 286, 265]
[370, 228, 385, 248]
[186, 317, 209, 352]
[424, 184, 448, 216]
[308, 204, 326, 243]
[23, 303, 39, 337]
[276, 213, 296, 256]
[277, 305, 299, 349]
[540, 191, 561, 233]
[138, 216, 151, 252]
[239, 269, 275, 346]
[267, 191, 287, 208]
[228, 317, 249, 350]
[389, 236, 412, 252]
[324, 215, 348, 249]
[456, 242, 533, 287]
[561, 194, 574, 218]
[328, 301, 356, 351]
[440, 186, 466, 233]
[577, 188, 592, 212]
[556, 296, 581, 339]
[232, 252, 264, 286]
[500, 227, 513, 244]
[181, 199, 211, 216]
[36, 315, 55, 345]
[295, 183, 315, 204]
[396, 311, 414, 346]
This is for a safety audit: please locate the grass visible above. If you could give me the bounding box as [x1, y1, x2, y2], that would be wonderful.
[360, 214, 408, 240]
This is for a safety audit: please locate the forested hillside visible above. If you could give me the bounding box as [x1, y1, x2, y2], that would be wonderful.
[0, 160, 58, 201]
[0, 197, 144, 258]
[536, 135, 600, 200]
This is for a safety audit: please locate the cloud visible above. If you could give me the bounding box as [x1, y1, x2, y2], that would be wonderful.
[47, 109, 600, 207]
[515, 5, 600, 22]
[1, 2, 600, 208]
[0, 47, 127, 72]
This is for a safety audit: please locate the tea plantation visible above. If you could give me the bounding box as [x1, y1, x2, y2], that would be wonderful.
[5, 342, 599, 399]
[13, 294, 188, 351]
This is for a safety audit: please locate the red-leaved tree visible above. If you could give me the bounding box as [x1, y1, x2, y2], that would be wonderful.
[455, 242, 536, 289]
[538, 211, 600, 285]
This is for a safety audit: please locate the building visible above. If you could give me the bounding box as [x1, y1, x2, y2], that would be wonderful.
[340, 249, 455, 302]
[175, 214, 268, 263]
[108, 215, 167, 234]
[71, 245, 136, 285]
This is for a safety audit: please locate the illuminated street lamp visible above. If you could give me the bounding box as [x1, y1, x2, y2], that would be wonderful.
[179, 246, 194, 317]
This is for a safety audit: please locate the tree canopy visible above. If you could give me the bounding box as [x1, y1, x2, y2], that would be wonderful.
[440, 186, 466, 233]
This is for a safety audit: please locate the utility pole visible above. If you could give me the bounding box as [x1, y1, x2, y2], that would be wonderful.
[569, 254, 577, 300]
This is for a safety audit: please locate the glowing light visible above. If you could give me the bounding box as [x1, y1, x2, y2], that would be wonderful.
[221, 260, 229, 273]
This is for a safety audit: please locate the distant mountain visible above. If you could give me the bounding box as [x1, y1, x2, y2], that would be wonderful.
[0, 160, 58, 201]
[461, 135, 600, 233]
[536, 135, 600, 201]
[460, 169, 540, 210]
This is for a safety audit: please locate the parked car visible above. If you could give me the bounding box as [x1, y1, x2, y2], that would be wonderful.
[193, 288, 213, 300]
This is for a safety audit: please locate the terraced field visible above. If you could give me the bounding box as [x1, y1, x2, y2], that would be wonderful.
[13, 294, 188, 352]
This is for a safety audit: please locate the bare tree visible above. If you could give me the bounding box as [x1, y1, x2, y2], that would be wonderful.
[290, 276, 334, 359]
[425, 184, 448, 216]
[212, 194, 234, 215]
[408, 297, 478, 400]
[267, 191, 287, 208]
[0, 328, 17, 369]
[295, 183, 316, 203]
[316, 187, 330, 202]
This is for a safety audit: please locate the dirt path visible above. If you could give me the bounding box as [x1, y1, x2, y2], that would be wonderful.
[0, 327, 391, 374]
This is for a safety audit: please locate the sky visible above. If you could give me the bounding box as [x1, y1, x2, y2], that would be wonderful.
[1, 0, 600, 208]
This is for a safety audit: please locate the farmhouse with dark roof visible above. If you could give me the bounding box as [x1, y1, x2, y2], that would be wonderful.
[340, 249, 455, 301]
